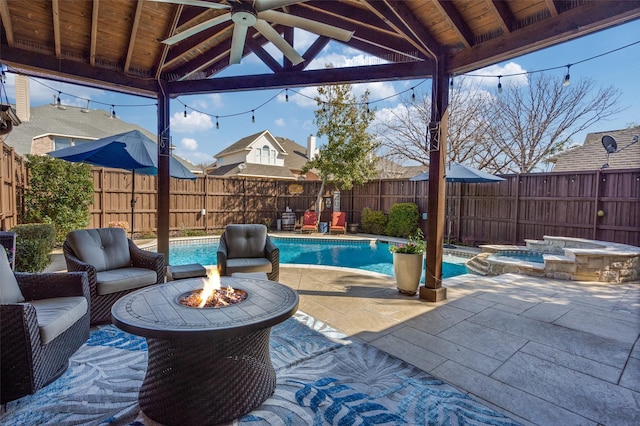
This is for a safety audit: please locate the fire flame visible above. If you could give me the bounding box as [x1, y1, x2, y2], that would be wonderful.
[198, 268, 222, 308]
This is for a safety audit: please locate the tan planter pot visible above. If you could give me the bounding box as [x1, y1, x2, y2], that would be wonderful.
[393, 252, 424, 295]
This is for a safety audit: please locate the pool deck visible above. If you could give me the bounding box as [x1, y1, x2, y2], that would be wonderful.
[45, 236, 640, 425]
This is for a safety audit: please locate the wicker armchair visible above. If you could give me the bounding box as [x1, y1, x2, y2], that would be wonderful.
[63, 227, 165, 325]
[0, 246, 90, 404]
[217, 224, 279, 281]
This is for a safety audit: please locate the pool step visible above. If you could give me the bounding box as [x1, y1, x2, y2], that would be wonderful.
[465, 252, 491, 276]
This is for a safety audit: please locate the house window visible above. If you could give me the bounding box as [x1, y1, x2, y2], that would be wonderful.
[54, 137, 72, 150]
[262, 145, 270, 163]
[270, 149, 276, 164]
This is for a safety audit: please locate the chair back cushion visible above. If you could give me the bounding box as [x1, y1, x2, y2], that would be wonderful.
[303, 211, 317, 225]
[225, 224, 267, 259]
[0, 243, 24, 303]
[66, 228, 131, 272]
[331, 212, 346, 227]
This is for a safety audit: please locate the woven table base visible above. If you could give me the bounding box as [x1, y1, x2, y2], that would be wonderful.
[139, 328, 276, 426]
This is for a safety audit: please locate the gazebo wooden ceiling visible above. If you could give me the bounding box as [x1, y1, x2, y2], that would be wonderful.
[1, 0, 638, 97]
[2, 0, 639, 300]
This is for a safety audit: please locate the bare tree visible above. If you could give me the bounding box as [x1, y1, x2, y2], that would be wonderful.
[376, 74, 623, 173]
[375, 77, 499, 170]
[487, 73, 623, 173]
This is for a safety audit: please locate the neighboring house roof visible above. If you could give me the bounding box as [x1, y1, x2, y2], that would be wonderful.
[3, 103, 200, 172]
[209, 130, 312, 180]
[549, 126, 640, 172]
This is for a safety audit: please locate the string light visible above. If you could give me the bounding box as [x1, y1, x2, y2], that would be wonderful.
[184, 105, 187, 117]
[411, 88, 416, 102]
[7, 38, 635, 126]
[563, 64, 571, 87]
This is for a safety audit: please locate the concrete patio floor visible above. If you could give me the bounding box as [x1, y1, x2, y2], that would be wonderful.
[45, 253, 639, 425]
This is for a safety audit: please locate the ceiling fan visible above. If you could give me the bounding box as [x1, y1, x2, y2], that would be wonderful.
[151, 0, 354, 65]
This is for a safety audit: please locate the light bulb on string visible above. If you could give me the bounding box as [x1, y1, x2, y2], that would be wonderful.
[184, 105, 187, 118]
[56, 92, 62, 106]
[563, 64, 571, 87]
[449, 78, 454, 90]
[497, 76, 503, 93]
[366, 102, 370, 114]
[285, 89, 289, 102]
[251, 110, 255, 123]
[111, 105, 116, 118]
[216, 116, 219, 129]
[411, 88, 416, 102]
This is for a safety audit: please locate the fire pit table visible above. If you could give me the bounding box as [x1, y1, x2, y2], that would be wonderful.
[111, 276, 299, 426]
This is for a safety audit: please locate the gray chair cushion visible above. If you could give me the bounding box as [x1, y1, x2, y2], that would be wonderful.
[225, 224, 267, 259]
[95, 267, 158, 295]
[66, 228, 131, 272]
[226, 257, 272, 274]
[30, 296, 88, 345]
[0, 243, 24, 303]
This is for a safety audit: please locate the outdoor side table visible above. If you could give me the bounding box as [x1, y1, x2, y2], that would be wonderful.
[111, 276, 299, 426]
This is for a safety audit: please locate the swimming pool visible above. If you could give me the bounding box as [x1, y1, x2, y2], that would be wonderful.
[169, 237, 468, 280]
[489, 250, 545, 264]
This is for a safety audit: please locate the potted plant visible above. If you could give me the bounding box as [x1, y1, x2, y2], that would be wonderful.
[389, 228, 426, 295]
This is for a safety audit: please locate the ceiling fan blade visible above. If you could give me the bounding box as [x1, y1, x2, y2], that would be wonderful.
[254, 0, 309, 12]
[258, 9, 353, 42]
[229, 24, 249, 64]
[254, 19, 304, 65]
[149, 0, 230, 10]
[162, 13, 232, 45]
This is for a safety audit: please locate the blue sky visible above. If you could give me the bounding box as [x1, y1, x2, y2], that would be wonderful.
[4, 19, 639, 167]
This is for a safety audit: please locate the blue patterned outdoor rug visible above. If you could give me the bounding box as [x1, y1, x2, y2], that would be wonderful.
[1, 312, 520, 425]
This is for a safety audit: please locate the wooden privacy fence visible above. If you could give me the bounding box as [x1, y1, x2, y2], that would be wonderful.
[0, 140, 28, 231]
[2, 141, 638, 247]
[89, 167, 639, 247]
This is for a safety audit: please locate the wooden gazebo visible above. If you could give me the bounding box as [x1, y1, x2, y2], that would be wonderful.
[1, 0, 638, 301]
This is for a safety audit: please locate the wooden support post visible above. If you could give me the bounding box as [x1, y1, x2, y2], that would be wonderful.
[157, 86, 170, 267]
[420, 56, 449, 303]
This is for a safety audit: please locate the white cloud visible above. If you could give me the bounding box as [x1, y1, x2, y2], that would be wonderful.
[171, 111, 214, 133]
[174, 149, 214, 166]
[180, 137, 198, 151]
[290, 87, 319, 108]
[274, 118, 285, 127]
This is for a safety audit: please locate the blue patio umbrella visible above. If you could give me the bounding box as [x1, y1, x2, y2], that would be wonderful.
[48, 130, 196, 237]
[409, 162, 505, 183]
[410, 162, 504, 246]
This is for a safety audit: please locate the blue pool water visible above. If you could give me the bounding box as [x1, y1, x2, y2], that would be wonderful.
[491, 251, 545, 263]
[169, 237, 468, 280]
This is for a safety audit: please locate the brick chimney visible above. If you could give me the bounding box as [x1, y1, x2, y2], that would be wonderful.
[15, 75, 30, 122]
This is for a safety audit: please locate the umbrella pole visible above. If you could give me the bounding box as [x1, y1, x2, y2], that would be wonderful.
[131, 170, 136, 240]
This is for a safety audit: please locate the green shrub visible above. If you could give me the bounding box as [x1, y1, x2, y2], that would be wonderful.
[385, 203, 419, 237]
[361, 207, 387, 235]
[24, 155, 94, 243]
[12, 223, 56, 272]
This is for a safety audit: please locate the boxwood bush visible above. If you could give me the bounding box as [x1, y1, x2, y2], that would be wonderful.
[12, 223, 56, 272]
[360, 207, 388, 235]
[385, 203, 420, 238]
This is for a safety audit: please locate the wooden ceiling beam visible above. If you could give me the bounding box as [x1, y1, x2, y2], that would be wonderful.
[435, 0, 475, 49]
[294, 36, 331, 71]
[546, 0, 559, 17]
[449, 1, 640, 74]
[52, 0, 61, 57]
[361, 0, 442, 59]
[246, 36, 283, 73]
[90, 0, 99, 66]
[0, 0, 15, 47]
[489, 0, 516, 35]
[155, 3, 183, 80]
[124, 0, 145, 73]
[1, 45, 158, 96]
[167, 60, 434, 96]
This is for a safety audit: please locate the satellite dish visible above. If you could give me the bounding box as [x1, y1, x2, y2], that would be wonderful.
[238, 163, 246, 170]
[601, 135, 617, 154]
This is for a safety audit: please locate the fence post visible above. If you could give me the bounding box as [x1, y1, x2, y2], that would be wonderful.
[513, 174, 520, 244]
[593, 169, 601, 240]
